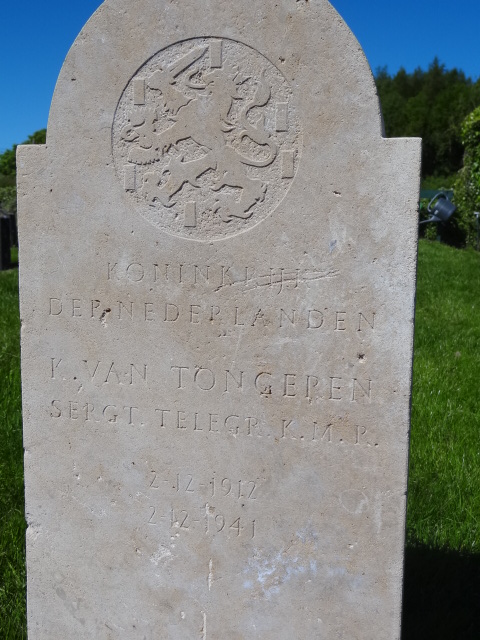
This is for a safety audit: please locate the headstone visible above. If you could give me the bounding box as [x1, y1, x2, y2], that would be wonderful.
[17, 1, 420, 638]
[0, 214, 11, 270]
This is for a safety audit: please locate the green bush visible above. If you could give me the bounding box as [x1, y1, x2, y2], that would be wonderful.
[0, 187, 17, 215]
[453, 106, 480, 247]
[0, 129, 46, 217]
[0, 175, 15, 189]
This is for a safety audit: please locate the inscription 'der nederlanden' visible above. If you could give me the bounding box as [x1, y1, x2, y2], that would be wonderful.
[112, 37, 302, 240]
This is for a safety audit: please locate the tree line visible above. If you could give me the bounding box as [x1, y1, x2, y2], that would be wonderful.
[375, 59, 480, 245]
[376, 58, 480, 183]
[2, 59, 480, 245]
[0, 130, 46, 215]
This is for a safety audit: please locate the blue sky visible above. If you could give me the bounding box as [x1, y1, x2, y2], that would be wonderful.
[1, 0, 480, 153]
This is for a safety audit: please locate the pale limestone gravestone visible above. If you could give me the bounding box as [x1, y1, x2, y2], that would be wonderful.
[17, 0, 420, 637]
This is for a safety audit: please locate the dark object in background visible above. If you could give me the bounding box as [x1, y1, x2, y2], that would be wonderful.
[7, 214, 18, 247]
[419, 193, 456, 226]
[0, 215, 11, 270]
[402, 545, 480, 640]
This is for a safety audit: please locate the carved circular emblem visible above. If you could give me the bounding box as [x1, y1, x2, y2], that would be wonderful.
[112, 37, 301, 241]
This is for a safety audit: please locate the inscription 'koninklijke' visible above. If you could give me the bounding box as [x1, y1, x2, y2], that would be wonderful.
[106, 261, 337, 291]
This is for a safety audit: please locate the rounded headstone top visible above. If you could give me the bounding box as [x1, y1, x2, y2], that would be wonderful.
[49, 0, 383, 147]
[47, 0, 383, 241]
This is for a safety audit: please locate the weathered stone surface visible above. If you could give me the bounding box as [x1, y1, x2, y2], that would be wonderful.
[17, 1, 420, 638]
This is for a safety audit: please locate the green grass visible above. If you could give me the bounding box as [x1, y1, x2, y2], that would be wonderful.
[402, 240, 480, 639]
[0, 240, 479, 638]
[0, 264, 25, 639]
[408, 241, 480, 552]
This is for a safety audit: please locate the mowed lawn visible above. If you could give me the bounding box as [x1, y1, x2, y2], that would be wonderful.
[403, 240, 480, 639]
[0, 240, 479, 638]
[0, 253, 25, 639]
[409, 242, 480, 551]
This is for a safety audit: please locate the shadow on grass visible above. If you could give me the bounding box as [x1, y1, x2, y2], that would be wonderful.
[402, 545, 480, 639]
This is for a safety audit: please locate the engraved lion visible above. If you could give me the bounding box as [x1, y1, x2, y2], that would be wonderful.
[120, 45, 279, 222]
